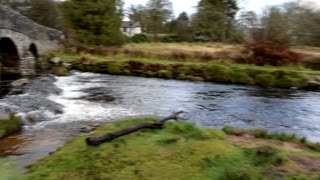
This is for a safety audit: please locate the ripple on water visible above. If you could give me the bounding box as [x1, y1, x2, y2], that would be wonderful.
[1, 71, 320, 168]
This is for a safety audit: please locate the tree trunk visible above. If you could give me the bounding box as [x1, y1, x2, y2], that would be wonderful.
[86, 111, 183, 146]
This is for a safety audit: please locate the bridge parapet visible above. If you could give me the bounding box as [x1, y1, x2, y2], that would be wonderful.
[0, 4, 62, 46]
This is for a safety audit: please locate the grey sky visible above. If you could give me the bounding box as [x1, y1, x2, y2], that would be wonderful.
[124, 0, 320, 17]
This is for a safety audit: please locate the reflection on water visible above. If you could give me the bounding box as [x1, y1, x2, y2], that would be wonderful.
[1, 71, 320, 168]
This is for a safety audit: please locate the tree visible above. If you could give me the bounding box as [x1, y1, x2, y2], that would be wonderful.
[238, 11, 259, 37]
[27, 0, 61, 29]
[128, 4, 148, 31]
[174, 12, 191, 41]
[192, 0, 239, 42]
[260, 6, 291, 45]
[144, 0, 173, 34]
[61, 0, 124, 46]
[282, 1, 320, 46]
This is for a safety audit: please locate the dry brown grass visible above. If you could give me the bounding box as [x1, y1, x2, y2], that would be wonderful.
[293, 46, 320, 56]
[123, 42, 238, 54]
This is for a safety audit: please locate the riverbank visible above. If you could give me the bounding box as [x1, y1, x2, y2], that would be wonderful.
[48, 51, 320, 90]
[0, 114, 21, 139]
[25, 118, 320, 179]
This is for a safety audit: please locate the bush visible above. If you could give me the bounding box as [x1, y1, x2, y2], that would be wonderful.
[242, 41, 303, 66]
[131, 33, 148, 43]
[160, 34, 181, 43]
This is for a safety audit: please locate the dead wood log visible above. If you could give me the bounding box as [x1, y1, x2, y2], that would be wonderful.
[86, 111, 184, 146]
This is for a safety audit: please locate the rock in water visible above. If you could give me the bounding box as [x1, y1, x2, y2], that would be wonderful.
[50, 57, 62, 65]
[11, 78, 29, 87]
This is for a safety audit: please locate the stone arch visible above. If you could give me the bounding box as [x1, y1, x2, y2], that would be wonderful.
[0, 37, 21, 91]
[0, 37, 20, 68]
[29, 43, 38, 60]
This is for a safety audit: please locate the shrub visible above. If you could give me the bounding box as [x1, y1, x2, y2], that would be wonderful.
[242, 41, 303, 66]
[160, 34, 181, 43]
[131, 33, 148, 43]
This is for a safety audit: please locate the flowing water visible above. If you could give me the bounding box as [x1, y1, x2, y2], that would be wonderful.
[1, 71, 320, 168]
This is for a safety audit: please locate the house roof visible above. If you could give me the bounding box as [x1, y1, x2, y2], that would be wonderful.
[121, 21, 141, 28]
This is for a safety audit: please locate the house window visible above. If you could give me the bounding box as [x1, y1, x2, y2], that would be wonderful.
[123, 28, 127, 32]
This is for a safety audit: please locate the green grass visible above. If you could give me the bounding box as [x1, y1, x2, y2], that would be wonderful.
[25, 118, 320, 179]
[0, 114, 21, 138]
[51, 52, 320, 89]
[0, 158, 23, 180]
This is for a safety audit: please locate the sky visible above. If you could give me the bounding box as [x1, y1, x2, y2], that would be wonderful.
[124, 0, 320, 17]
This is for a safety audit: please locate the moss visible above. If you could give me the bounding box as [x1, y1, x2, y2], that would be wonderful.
[25, 119, 320, 179]
[0, 114, 21, 138]
[255, 73, 276, 86]
[230, 71, 255, 85]
[205, 64, 232, 82]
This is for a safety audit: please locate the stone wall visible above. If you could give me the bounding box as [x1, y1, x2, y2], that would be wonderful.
[0, 4, 62, 76]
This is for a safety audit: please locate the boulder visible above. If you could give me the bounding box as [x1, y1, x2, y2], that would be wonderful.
[11, 78, 29, 87]
[50, 57, 62, 65]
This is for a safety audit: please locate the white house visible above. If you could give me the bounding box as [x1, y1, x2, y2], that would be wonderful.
[120, 21, 142, 37]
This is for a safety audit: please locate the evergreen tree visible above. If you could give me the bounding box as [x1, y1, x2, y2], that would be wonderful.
[27, 0, 61, 29]
[144, 0, 173, 34]
[192, 0, 239, 42]
[61, 0, 124, 46]
[175, 12, 191, 41]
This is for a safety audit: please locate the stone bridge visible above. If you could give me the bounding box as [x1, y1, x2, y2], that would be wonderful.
[0, 4, 62, 77]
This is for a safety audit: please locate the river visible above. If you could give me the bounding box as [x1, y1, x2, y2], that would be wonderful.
[1, 71, 320, 168]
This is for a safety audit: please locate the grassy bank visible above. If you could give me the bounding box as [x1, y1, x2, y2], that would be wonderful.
[49, 52, 320, 89]
[26, 118, 320, 179]
[0, 114, 21, 139]
[0, 158, 22, 179]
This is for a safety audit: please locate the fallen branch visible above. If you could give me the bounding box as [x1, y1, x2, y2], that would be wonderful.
[86, 111, 184, 146]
